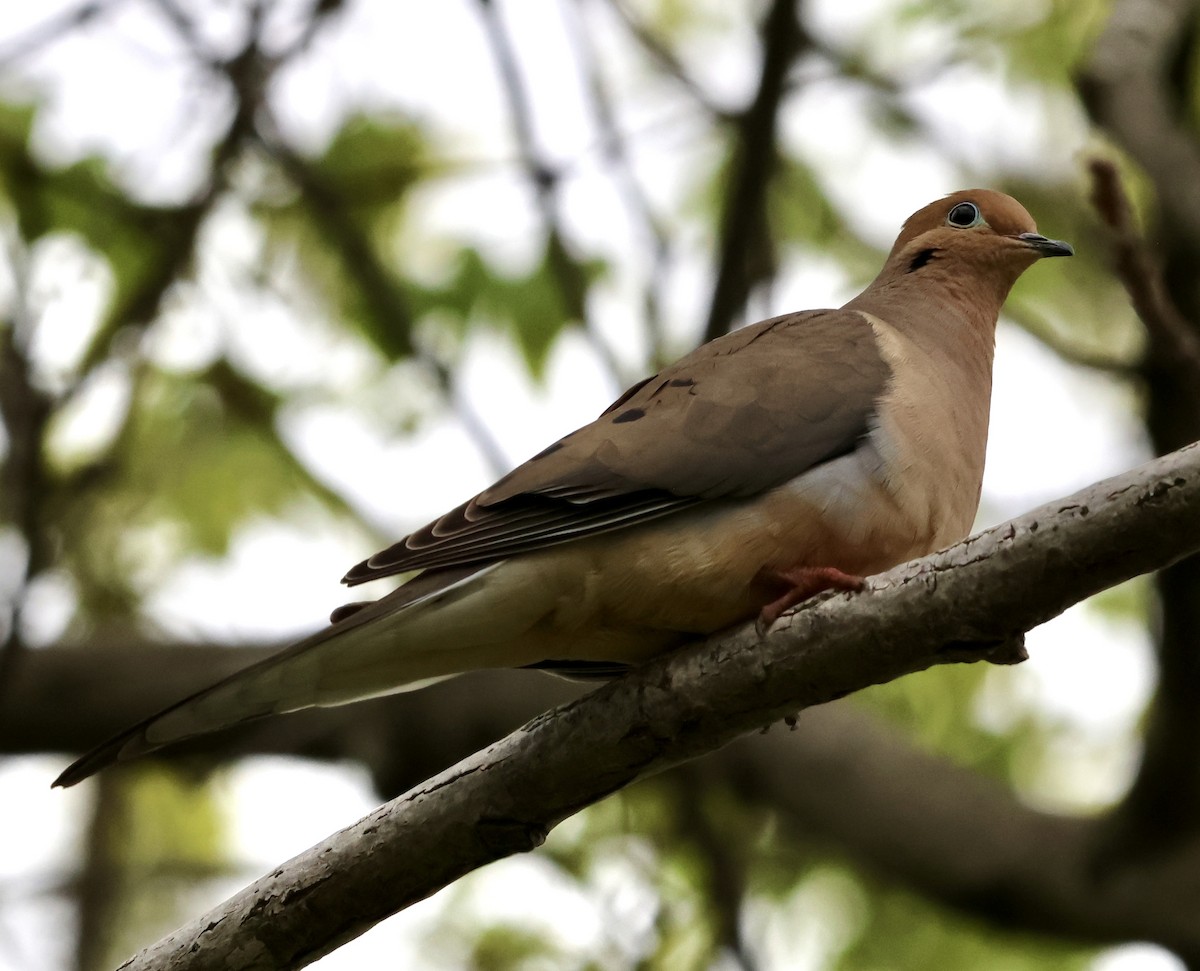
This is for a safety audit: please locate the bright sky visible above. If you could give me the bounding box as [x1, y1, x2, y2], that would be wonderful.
[0, 1, 1180, 969]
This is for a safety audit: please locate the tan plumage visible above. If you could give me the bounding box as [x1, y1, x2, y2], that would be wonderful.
[54, 190, 1073, 787]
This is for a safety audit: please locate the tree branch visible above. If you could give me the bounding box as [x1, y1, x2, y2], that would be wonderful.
[0, 1, 112, 71]
[1078, 0, 1200, 262]
[672, 766, 757, 971]
[732, 706, 1200, 962]
[1079, 0, 1200, 853]
[256, 125, 512, 477]
[1003, 303, 1136, 377]
[701, 0, 808, 344]
[0, 258, 51, 679]
[9, 646, 1200, 957]
[565, 0, 673, 367]
[606, 0, 727, 117]
[475, 0, 629, 388]
[118, 441, 1200, 969]
[1086, 157, 1200, 378]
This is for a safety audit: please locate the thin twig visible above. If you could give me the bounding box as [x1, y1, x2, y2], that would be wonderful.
[1004, 303, 1136, 376]
[1079, 0, 1200, 250]
[701, 0, 809, 344]
[674, 768, 758, 971]
[606, 0, 727, 117]
[0, 0, 113, 71]
[0, 233, 50, 694]
[1088, 157, 1200, 378]
[275, 0, 348, 59]
[74, 10, 265, 378]
[474, 0, 629, 388]
[257, 123, 511, 476]
[564, 0, 673, 367]
[148, 0, 218, 66]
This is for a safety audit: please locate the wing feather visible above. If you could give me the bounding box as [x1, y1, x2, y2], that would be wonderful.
[344, 309, 889, 586]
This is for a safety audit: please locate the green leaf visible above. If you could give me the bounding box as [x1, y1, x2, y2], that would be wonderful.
[90, 766, 227, 970]
[893, 0, 1110, 85]
[999, 177, 1146, 366]
[836, 877, 1093, 971]
[255, 112, 438, 361]
[46, 357, 347, 622]
[0, 98, 212, 374]
[469, 924, 565, 971]
[407, 240, 603, 379]
[770, 156, 885, 279]
[308, 114, 433, 205]
[113, 363, 304, 555]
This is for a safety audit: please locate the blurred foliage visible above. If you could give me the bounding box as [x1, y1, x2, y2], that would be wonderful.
[0, 0, 1172, 968]
[1089, 575, 1151, 627]
[1000, 177, 1145, 364]
[0, 101, 208, 375]
[768, 156, 883, 279]
[836, 881, 1090, 971]
[256, 112, 598, 374]
[529, 773, 1096, 970]
[255, 113, 434, 359]
[408, 241, 606, 377]
[895, 0, 1109, 82]
[468, 924, 574, 971]
[636, 0, 739, 46]
[87, 768, 226, 971]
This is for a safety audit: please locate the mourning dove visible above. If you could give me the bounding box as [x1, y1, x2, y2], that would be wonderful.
[54, 189, 1072, 787]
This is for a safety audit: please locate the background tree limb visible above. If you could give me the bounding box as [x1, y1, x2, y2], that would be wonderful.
[1080, 0, 1200, 856]
[118, 441, 1200, 970]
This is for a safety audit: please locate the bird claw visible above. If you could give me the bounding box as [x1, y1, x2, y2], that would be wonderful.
[754, 566, 867, 636]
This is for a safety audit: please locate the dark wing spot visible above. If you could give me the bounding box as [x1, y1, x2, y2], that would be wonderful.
[528, 440, 565, 461]
[907, 248, 939, 273]
[599, 374, 655, 416]
[668, 377, 695, 387]
[613, 408, 646, 424]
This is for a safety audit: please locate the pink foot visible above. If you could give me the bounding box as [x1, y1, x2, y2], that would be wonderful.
[755, 566, 866, 634]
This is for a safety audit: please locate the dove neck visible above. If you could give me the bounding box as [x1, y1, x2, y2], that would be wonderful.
[843, 263, 1012, 352]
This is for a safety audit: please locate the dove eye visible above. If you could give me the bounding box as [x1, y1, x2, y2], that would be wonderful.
[946, 202, 983, 228]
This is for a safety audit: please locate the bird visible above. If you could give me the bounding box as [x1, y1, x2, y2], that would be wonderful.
[53, 189, 1073, 788]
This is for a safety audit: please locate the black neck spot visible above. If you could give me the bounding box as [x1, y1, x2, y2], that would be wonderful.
[907, 248, 939, 273]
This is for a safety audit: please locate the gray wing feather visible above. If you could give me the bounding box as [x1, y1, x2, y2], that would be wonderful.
[345, 310, 889, 585]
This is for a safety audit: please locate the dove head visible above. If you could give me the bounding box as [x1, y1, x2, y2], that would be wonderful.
[888, 189, 1071, 284]
[849, 189, 1072, 325]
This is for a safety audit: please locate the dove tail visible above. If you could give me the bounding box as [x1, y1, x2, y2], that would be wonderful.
[52, 564, 493, 788]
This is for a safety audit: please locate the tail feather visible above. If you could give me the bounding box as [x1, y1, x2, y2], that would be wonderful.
[52, 564, 488, 788]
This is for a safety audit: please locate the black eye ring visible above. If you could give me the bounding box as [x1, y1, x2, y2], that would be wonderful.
[947, 202, 982, 228]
